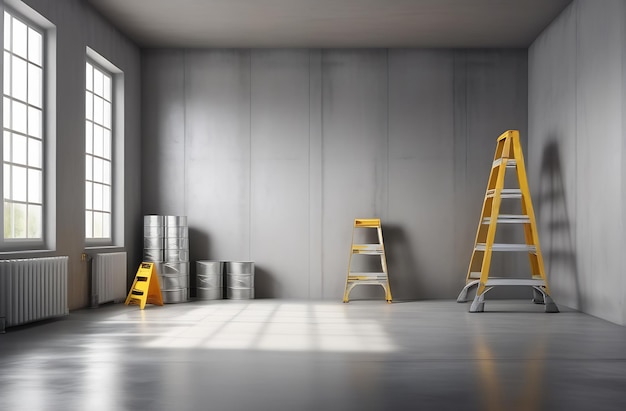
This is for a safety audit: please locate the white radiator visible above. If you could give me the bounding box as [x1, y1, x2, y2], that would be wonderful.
[91, 252, 127, 306]
[0, 256, 69, 332]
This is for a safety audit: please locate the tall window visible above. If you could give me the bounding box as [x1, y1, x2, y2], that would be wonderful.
[85, 61, 112, 240]
[3, 10, 43, 240]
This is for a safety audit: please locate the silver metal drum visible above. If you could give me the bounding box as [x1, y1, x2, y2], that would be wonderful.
[143, 215, 165, 263]
[225, 261, 254, 299]
[197, 261, 223, 300]
[161, 288, 188, 304]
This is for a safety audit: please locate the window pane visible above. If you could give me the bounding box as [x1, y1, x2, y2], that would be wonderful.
[93, 68, 103, 96]
[93, 211, 102, 238]
[28, 28, 42, 66]
[12, 18, 27, 58]
[28, 168, 41, 203]
[28, 106, 42, 138]
[3, 131, 10, 162]
[85, 181, 92, 209]
[93, 125, 103, 157]
[93, 182, 103, 211]
[103, 184, 110, 212]
[28, 63, 42, 107]
[86, 122, 93, 154]
[86, 62, 93, 91]
[27, 204, 41, 238]
[103, 100, 111, 128]
[85, 92, 93, 121]
[12, 133, 27, 165]
[4, 12, 10, 50]
[3, 51, 10, 93]
[85, 211, 92, 238]
[13, 202, 26, 237]
[28, 137, 41, 167]
[103, 75, 111, 101]
[94, 95, 103, 124]
[85, 155, 92, 180]
[12, 100, 27, 134]
[103, 129, 111, 159]
[3, 97, 10, 128]
[93, 157, 103, 182]
[103, 160, 111, 185]
[102, 212, 110, 238]
[12, 165, 26, 201]
[12, 56, 27, 101]
[3, 164, 10, 199]
[4, 201, 13, 238]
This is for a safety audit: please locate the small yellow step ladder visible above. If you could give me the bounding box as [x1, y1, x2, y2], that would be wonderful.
[125, 262, 164, 309]
[457, 130, 558, 313]
[343, 218, 392, 303]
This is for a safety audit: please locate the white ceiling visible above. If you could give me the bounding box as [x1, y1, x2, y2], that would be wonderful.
[85, 0, 572, 48]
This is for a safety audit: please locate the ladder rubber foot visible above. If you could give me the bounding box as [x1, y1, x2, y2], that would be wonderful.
[545, 303, 559, 313]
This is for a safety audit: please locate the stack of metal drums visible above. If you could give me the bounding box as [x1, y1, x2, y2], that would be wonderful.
[196, 261, 223, 300]
[143, 215, 189, 303]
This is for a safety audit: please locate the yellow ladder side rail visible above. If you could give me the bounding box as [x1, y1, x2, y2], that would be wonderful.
[477, 157, 508, 296]
[377, 225, 392, 302]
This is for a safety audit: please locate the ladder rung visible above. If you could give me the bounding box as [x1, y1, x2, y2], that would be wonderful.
[482, 214, 530, 224]
[475, 243, 537, 253]
[486, 188, 522, 199]
[348, 272, 387, 281]
[469, 271, 481, 279]
[484, 278, 548, 287]
[492, 158, 517, 168]
[352, 244, 383, 255]
[354, 218, 380, 227]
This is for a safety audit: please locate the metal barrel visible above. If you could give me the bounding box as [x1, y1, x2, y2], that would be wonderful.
[225, 261, 254, 300]
[196, 261, 224, 300]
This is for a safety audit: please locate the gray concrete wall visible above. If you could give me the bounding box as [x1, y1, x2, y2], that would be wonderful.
[13, 0, 142, 309]
[529, 0, 626, 324]
[142, 48, 528, 300]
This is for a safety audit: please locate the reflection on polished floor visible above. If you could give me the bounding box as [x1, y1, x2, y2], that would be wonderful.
[1, 300, 626, 411]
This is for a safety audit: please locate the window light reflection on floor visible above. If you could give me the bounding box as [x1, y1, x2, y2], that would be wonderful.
[141, 303, 397, 353]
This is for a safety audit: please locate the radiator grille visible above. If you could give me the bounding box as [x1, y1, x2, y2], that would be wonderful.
[92, 252, 127, 306]
[0, 256, 69, 332]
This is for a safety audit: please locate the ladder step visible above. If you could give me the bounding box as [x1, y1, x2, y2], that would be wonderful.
[354, 218, 381, 228]
[352, 244, 383, 255]
[492, 158, 517, 168]
[475, 243, 537, 253]
[486, 188, 522, 199]
[484, 278, 548, 287]
[348, 273, 387, 284]
[482, 214, 530, 224]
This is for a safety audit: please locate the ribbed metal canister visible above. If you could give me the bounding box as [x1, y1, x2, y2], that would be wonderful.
[196, 261, 223, 300]
[225, 261, 254, 300]
[161, 216, 189, 303]
[143, 215, 164, 263]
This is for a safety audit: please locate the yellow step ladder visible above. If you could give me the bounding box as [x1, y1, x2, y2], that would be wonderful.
[457, 130, 558, 313]
[125, 262, 164, 309]
[343, 218, 392, 303]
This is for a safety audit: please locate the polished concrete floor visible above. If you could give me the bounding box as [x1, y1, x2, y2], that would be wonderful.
[1, 299, 626, 411]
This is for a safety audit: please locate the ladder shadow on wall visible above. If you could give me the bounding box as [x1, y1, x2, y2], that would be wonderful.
[536, 139, 581, 309]
[383, 224, 424, 301]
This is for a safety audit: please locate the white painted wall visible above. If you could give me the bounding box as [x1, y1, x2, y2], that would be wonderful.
[529, 0, 626, 324]
[142, 48, 528, 300]
[13, 0, 142, 309]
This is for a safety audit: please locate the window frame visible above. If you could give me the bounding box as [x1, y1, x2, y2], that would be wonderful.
[0, 1, 55, 253]
[84, 47, 123, 249]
